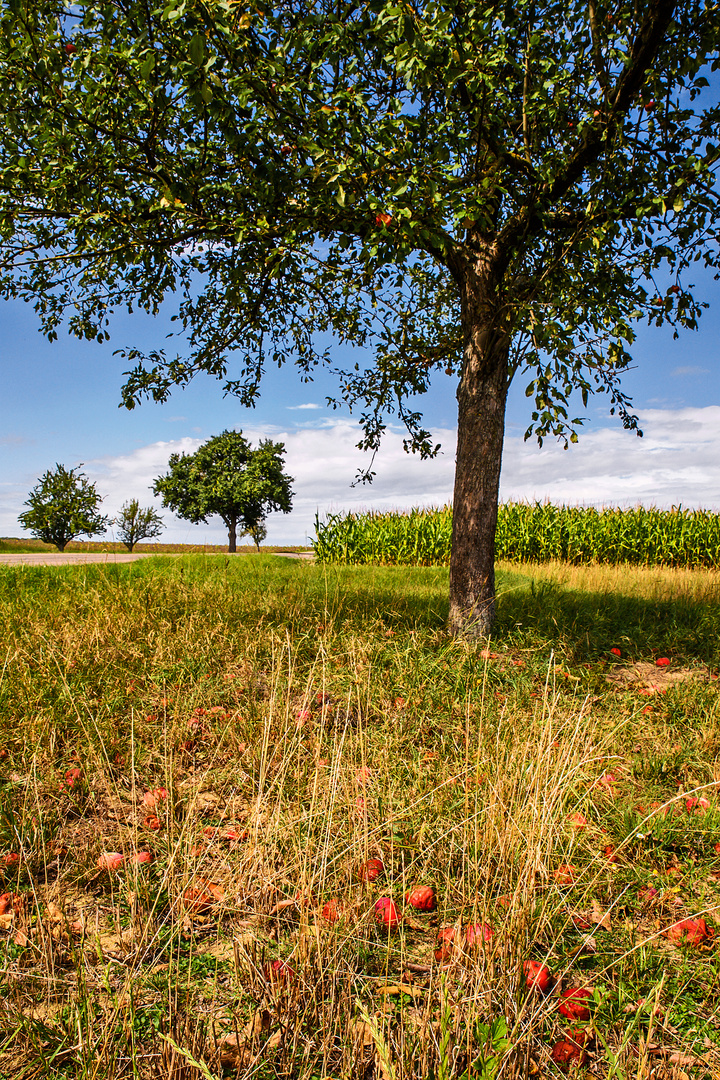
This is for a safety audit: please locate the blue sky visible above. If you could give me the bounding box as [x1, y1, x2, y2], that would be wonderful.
[1, 264, 719, 546]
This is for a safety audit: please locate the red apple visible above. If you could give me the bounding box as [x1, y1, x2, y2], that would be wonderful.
[63, 766, 82, 789]
[523, 960, 553, 992]
[464, 922, 494, 947]
[64, 42, 76, 55]
[559, 987, 593, 1021]
[655, 657, 670, 667]
[665, 917, 714, 946]
[358, 857, 384, 882]
[405, 885, 436, 911]
[264, 959, 295, 985]
[142, 787, 168, 808]
[321, 898, 343, 923]
[553, 864, 577, 886]
[97, 851, 124, 872]
[434, 925, 458, 962]
[551, 1039, 588, 1069]
[374, 896, 400, 931]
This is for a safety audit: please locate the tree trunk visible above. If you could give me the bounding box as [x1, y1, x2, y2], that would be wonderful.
[448, 256, 510, 637]
[228, 519, 237, 553]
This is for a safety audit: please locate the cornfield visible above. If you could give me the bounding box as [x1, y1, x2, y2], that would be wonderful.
[312, 503, 720, 568]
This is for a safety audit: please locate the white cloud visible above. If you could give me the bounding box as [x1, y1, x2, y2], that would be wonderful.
[671, 366, 710, 377]
[5, 407, 720, 546]
[287, 402, 323, 410]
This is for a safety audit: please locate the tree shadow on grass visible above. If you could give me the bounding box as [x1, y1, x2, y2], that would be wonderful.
[294, 562, 720, 667]
[495, 572, 720, 667]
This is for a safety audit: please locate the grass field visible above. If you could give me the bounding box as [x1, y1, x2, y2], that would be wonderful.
[0, 555, 718, 1079]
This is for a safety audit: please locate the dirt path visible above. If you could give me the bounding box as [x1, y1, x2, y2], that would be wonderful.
[0, 551, 314, 566]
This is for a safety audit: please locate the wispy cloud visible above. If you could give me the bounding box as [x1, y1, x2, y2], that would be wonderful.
[287, 402, 323, 410]
[671, 365, 710, 377]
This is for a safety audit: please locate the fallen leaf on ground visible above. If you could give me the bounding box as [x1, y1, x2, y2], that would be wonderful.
[589, 899, 612, 930]
[182, 878, 225, 914]
[665, 917, 714, 947]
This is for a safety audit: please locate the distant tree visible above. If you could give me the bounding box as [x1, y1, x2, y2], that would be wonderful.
[18, 465, 109, 552]
[153, 431, 293, 552]
[115, 499, 164, 552]
[243, 519, 268, 553]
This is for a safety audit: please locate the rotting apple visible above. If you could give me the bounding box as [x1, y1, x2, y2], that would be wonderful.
[97, 851, 124, 872]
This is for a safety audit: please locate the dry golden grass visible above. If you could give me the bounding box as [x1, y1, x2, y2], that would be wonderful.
[0, 556, 718, 1079]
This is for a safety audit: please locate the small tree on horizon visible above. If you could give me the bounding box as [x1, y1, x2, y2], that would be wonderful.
[115, 499, 164, 552]
[18, 465, 109, 552]
[243, 519, 268, 553]
[153, 431, 293, 552]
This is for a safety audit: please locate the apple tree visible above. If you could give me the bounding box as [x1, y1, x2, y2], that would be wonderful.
[152, 430, 293, 551]
[0, 0, 718, 631]
[19, 464, 109, 551]
[115, 499, 164, 551]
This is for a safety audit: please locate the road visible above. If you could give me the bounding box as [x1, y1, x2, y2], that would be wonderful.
[0, 551, 314, 566]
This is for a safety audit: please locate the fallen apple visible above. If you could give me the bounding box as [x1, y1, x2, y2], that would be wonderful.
[553, 864, 577, 886]
[655, 657, 670, 667]
[610, 647, 622, 657]
[264, 958, 295, 985]
[464, 922, 493, 947]
[63, 766, 82, 789]
[559, 986, 593, 1021]
[405, 885, 436, 912]
[358, 857, 384, 882]
[132, 850, 153, 865]
[143, 815, 162, 831]
[97, 851, 124, 872]
[523, 960, 553, 992]
[321, 898, 343, 923]
[374, 896, 401, 931]
[0, 892, 12, 915]
[142, 787, 168, 808]
[551, 1039, 588, 1068]
[434, 925, 458, 962]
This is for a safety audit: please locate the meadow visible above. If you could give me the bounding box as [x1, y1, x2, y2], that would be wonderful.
[0, 554, 718, 1079]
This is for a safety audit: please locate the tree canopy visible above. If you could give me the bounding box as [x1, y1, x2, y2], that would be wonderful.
[1, 0, 718, 629]
[18, 464, 109, 551]
[152, 430, 293, 551]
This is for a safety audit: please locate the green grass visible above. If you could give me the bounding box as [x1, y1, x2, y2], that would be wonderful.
[0, 555, 718, 1079]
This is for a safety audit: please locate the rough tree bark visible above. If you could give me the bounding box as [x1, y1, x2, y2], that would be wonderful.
[448, 253, 511, 637]
[227, 519, 237, 553]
